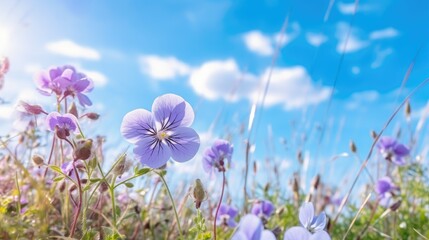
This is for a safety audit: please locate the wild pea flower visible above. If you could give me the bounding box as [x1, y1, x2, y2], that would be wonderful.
[202, 139, 233, 173]
[283, 202, 331, 240]
[377, 136, 409, 166]
[215, 204, 238, 227]
[251, 200, 275, 219]
[232, 214, 276, 240]
[46, 112, 79, 139]
[121, 94, 200, 168]
[35, 65, 93, 106]
[376, 176, 400, 207]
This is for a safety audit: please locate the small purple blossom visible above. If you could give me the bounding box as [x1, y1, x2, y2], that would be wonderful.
[251, 200, 275, 219]
[46, 112, 79, 139]
[377, 136, 409, 166]
[376, 176, 400, 207]
[232, 214, 276, 240]
[35, 65, 93, 106]
[215, 204, 238, 227]
[121, 94, 200, 168]
[283, 202, 330, 240]
[202, 139, 233, 173]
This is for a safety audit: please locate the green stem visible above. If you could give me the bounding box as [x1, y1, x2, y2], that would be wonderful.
[156, 171, 183, 239]
[109, 176, 118, 228]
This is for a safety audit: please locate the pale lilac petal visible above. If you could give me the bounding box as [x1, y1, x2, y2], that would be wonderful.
[152, 94, 194, 129]
[262, 230, 277, 240]
[168, 127, 200, 162]
[133, 137, 171, 168]
[311, 212, 327, 231]
[120, 109, 155, 144]
[393, 144, 409, 157]
[227, 217, 238, 228]
[299, 202, 315, 229]
[202, 148, 215, 172]
[237, 214, 262, 240]
[49, 68, 62, 81]
[77, 93, 93, 107]
[310, 231, 331, 240]
[392, 156, 406, 166]
[231, 231, 248, 240]
[376, 177, 394, 195]
[73, 79, 91, 92]
[378, 137, 396, 149]
[61, 68, 74, 80]
[46, 112, 61, 131]
[284, 226, 311, 240]
[60, 113, 79, 133]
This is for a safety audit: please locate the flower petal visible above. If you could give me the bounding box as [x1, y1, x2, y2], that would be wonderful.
[311, 212, 327, 232]
[393, 143, 409, 157]
[74, 79, 91, 92]
[284, 226, 311, 240]
[152, 94, 194, 129]
[168, 127, 200, 163]
[231, 231, 248, 240]
[310, 231, 331, 240]
[299, 202, 315, 229]
[237, 214, 262, 240]
[77, 93, 93, 107]
[133, 137, 171, 168]
[46, 112, 61, 131]
[120, 109, 155, 144]
[262, 230, 277, 240]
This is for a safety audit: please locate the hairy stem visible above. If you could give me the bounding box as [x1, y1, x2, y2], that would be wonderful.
[70, 161, 83, 238]
[214, 171, 226, 240]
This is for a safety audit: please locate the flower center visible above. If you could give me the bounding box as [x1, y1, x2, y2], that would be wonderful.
[157, 131, 169, 140]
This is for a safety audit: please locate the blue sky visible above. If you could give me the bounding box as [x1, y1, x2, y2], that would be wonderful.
[0, 0, 428, 194]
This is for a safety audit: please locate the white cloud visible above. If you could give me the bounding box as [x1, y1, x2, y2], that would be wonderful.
[243, 24, 300, 56]
[243, 31, 274, 56]
[346, 90, 379, 109]
[189, 59, 331, 110]
[337, 2, 375, 15]
[336, 22, 369, 53]
[369, 27, 399, 40]
[138, 55, 192, 80]
[189, 59, 257, 101]
[45, 40, 101, 60]
[80, 67, 108, 87]
[306, 32, 328, 47]
[371, 47, 393, 68]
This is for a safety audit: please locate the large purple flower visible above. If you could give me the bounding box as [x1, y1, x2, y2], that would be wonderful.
[251, 200, 275, 219]
[232, 214, 276, 240]
[35, 65, 93, 106]
[202, 139, 233, 173]
[214, 204, 238, 227]
[376, 176, 399, 207]
[283, 202, 330, 240]
[377, 137, 409, 166]
[120, 94, 200, 168]
[46, 112, 79, 139]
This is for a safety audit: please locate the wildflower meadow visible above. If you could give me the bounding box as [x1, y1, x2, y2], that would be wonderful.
[0, 1, 429, 240]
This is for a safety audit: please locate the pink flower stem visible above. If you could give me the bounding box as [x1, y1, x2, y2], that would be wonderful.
[69, 160, 83, 238]
[213, 171, 226, 240]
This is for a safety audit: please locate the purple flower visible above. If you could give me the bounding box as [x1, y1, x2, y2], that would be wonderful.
[202, 139, 233, 173]
[35, 65, 93, 106]
[376, 177, 399, 207]
[46, 112, 79, 139]
[251, 200, 275, 219]
[215, 204, 238, 227]
[377, 137, 409, 166]
[232, 214, 276, 240]
[283, 202, 330, 240]
[121, 94, 200, 168]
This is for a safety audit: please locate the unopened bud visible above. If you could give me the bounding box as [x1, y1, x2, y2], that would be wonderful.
[264, 182, 270, 192]
[390, 200, 402, 211]
[370, 130, 377, 139]
[113, 155, 129, 176]
[349, 140, 357, 153]
[18, 101, 46, 115]
[32, 154, 44, 166]
[99, 181, 109, 192]
[192, 179, 206, 209]
[297, 150, 303, 164]
[74, 139, 93, 161]
[405, 101, 411, 119]
[68, 102, 78, 118]
[59, 181, 66, 192]
[86, 112, 100, 120]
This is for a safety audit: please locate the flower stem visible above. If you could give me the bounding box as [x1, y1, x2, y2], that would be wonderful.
[70, 161, 83, 238]
[109, 175, 118, 227]
[157, 171, 183, 239]
[213, 171, 226, 240]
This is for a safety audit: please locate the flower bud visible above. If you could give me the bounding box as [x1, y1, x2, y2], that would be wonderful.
[192, 179, 206, 209]
[349, 140, 357, 153]
[32, 154, 44, 166]
[405, 101, 411, 120]
[74, 139, 93, 161]
[370, 130, 377, 139]
[390, 200, 402, 211]
[68, 102, 78, 118]
[113, 155, 130, 176]
[17, 101, 46, 115]
[86, 112, 100, 120]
